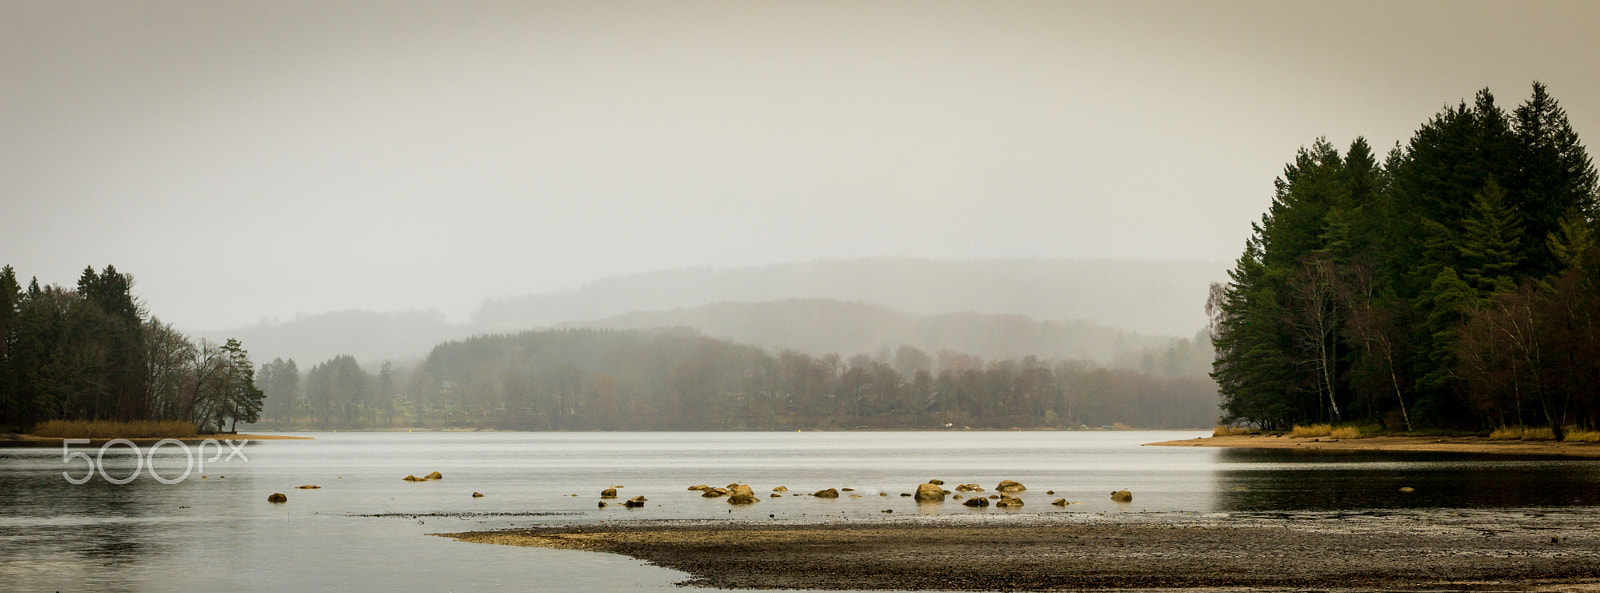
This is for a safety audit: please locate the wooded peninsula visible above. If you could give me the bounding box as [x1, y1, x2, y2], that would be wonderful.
[1210, 82, 1599, 437]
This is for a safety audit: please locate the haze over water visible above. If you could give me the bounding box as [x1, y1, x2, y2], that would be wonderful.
[5, 431, 1600, 592]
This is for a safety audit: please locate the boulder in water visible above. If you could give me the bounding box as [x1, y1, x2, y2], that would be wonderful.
[914, 483, 946, 503]
[1051, 498, 1068, 506]
[727, 484, 760, 504]
[425, 471, 443, 480]
[996, 495, 1024, 508]
[772, 486, 789, 492]
[624, 496, 647, 508]
[996, 480, 1026, 493]
[601, 488, 618, 498]
[295, 485, 320, 489]
[962, 497, 988, 507]
[267, 493, 287, 503]
[928, 479, 945, 485]
[1110, 490, 1133, 502]
[813, 488, 840, 498]
[472, 492, 485, 498]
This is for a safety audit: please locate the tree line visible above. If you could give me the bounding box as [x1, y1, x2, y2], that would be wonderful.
[256, 328, 1218, 430]
[0, 265, 264, 431]
[1210, 82, 1600, 435]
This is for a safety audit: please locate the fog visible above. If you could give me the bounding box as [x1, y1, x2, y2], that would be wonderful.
[3, 0, 1598, 333]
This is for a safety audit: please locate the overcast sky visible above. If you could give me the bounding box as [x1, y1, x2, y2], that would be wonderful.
[3, 0, 1597, 331]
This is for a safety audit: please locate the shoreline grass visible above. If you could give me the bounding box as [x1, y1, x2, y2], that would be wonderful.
[30, 420, 198, 439]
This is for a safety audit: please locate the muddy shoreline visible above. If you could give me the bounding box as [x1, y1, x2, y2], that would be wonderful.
[1146, 434, 1600, 458]
[444, 509, 1600, 591]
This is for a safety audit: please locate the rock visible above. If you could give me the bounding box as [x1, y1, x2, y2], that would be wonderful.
[988, 494, 1000, 499]
[598, 501, 608, 508]
[962, 497, 989, 507]
[881, 509, 893, 513]
[1399, 486, 1416, 493]
[1046, 490, 1055, 495]
[702, 487, 729, 498]
[914, 483, 946, 503]
[878, 492, 887, 497]
[841, 487, 855, 491]
[267, 493, 287, 503]
[1110, 490, 1133, 502]
[624, 496, 647, 508]
[928, 479, 944, 485]
[954, 483, 983, 492]
[601, 488, 618, 498]
[772, 486, 789, 492]
[727, 484, 760, 504]
[688, 484, 712, 491]
[1051, 498, 1068, 506]
[849, 494, 863, 498]
[813, 488, 840, 498]
[899, 493, 911, 497]
[611, 485, 624, 489]
[403, 474, 424, 482]
[726, 483, 740, 489]
[953, 494, 964, 500]
[770, 493, 781, 498]
[472, 492, 484, 498]
[296, 485, 320, 489]
[996, 497, 1023, 508]
[996, 480, 1026, 493]
[425, 471, 443, 480]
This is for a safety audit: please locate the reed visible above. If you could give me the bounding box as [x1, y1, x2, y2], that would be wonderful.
[1562, 429, 1600, 443]
[1212, 425, 1259, 437]
[30, 420, 198, 439]
[1289, 424, 1333, 438]
[1329, 425, 1363, 439]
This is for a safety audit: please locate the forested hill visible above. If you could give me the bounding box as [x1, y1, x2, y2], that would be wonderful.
[1212, 83, 1600, 435]
[473, 258, 1227, 337]
[378, 328, 1218, 430]
[565, 299, 1177, 365]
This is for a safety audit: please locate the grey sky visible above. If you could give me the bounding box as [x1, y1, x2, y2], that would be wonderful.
[3, 1, 1596, 331]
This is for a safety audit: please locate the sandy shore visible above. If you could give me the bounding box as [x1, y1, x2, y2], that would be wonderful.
[444, 510, 1600, 591]
[1145, 434, 1600, 458]
[0, 433, 312, 446]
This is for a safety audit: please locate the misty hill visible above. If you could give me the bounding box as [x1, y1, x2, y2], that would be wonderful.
[566, 299, 1174, 364]
[473, 258, 1228, 337]
[195, 310, 462, 367]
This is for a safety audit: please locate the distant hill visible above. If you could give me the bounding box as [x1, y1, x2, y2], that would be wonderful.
[568, 299, 1173, 364]
[202, 257, 1227, 366]
[195, 309, 462, 367]
[474, 257, 1227, 337]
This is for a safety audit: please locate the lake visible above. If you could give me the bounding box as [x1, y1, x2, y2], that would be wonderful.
[3, 430, 1599, 592]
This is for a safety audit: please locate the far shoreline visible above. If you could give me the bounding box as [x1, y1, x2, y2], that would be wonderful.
[0, 433, 313, 447]
[1145, 433, 1600, 458]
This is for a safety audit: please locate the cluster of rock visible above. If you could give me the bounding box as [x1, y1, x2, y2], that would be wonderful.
[402, 471, 444, 482]
[686, 483, 761, 504]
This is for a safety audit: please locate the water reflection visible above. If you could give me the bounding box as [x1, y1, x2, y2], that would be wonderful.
[1212, 448, 1600, 511]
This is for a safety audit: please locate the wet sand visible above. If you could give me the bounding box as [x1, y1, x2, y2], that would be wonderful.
[1145, 434, 1600, 458]
[444, 509, 1600, 591]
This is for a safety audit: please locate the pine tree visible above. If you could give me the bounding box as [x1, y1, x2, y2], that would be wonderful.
[1512, 82, 1600, 274]
[1455, 179, 1523, 294]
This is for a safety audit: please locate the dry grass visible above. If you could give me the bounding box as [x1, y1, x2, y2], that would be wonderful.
[1489, 425, 1559, 441]
[1563, 429, 1600, 443]
[1329, 426, 1363, 439]
[1289, 424, 1333, 438]
[1213, 425, 1259, 437]
[31, 420, 198, 439]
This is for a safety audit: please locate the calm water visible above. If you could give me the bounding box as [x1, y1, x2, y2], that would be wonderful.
[3, 430, 1599, 592]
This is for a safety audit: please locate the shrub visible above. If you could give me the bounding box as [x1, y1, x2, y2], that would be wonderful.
[1289, 424, 1333, 438]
